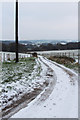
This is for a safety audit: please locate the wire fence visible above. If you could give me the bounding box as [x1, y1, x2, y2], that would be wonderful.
[0, 52, 31, 62]
[37, 49, 79, 62]
[0, 49, 79, 63]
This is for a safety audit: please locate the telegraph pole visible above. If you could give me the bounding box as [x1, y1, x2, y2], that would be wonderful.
[15, 0, 19, 62]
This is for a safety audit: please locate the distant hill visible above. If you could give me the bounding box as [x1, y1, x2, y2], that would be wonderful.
[29, 40, 68, 44]
[1, 40, 77, 45]
[1, 41, 80, 52]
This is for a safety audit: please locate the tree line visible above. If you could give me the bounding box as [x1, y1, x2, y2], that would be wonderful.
[1, 42, 80, 53]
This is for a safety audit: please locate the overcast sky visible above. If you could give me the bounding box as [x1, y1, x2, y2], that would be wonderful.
[2, 2, 78, 41]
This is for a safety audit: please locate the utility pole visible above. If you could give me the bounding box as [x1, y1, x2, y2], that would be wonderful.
[15, 0, 19, 62]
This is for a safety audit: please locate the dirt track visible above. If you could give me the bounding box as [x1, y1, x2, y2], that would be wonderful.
[11, 56, 78, 118]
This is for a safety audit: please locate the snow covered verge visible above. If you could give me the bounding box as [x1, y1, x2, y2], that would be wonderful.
[1, 57, 56, 118]
[11, 56, 78, 118]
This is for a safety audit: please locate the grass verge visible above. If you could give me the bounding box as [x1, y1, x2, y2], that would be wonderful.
[48, 56, 79, 73]
[2, 57, 36, 84]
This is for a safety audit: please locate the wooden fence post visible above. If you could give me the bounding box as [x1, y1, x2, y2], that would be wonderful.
[73, 53, 74, 59]
[69, 52, 70, 58]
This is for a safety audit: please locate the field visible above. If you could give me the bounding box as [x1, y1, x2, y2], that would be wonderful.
[1, 55, 55, 118]
[37, 49, 79, 60]
[0, 51, 78, 118]
[1, 57, 43, 117]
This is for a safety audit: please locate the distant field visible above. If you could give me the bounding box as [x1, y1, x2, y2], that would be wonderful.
[0, 49, 79, 62]
[37, 49, 79, 60]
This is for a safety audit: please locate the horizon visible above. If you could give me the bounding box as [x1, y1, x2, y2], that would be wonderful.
[1, 39, 78, 42]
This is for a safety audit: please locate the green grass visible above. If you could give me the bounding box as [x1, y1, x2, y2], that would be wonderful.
[1, 56, 43, 104]
[2, 57, 36, 84]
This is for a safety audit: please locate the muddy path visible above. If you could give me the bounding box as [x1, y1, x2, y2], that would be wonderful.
[34, 57, 57, 105]
[31, 56, 78, 107]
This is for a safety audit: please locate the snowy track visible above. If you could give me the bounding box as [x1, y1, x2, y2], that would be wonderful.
[11, 56, 78, 118]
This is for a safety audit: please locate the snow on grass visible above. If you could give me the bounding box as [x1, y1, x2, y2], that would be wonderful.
[2, 56, 56, 118]
[11, 56, 78, 118]
[1, 57, 43, 108]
